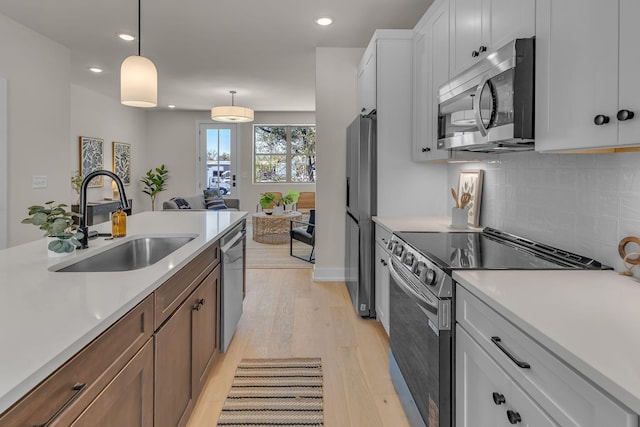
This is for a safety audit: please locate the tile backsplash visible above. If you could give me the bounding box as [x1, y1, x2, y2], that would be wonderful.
[448, 151, 640, 274]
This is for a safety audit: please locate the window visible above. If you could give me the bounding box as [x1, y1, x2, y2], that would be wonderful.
[254, 125, 316, 183]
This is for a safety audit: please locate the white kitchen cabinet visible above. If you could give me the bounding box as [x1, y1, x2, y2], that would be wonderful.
[449, 0, 535, 77]
[374, 224, 391, 335]
[413, 0, 451, 162]
[358, 44, 377, 115]
[535, 0, 640, 151]
[457, 285, 638, 427]
[457, 326, 559, 427]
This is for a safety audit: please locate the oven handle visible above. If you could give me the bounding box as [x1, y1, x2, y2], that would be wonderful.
[389, 259, 438, 315]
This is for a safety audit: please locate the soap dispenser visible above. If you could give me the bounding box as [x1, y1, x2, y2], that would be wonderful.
[111, 204, 127, 237]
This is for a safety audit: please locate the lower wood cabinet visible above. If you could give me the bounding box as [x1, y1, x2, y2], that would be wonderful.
[71, 339, 154, 426]
[155, 264, 220, 427]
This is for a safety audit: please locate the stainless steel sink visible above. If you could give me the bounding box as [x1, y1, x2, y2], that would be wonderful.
[53, 235, 196, 272]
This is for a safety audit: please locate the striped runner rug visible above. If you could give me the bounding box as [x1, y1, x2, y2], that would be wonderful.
[217, 358, 324, 427]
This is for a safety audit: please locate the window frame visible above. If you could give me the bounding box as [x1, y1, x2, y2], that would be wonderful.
[252, 124, 316, 184]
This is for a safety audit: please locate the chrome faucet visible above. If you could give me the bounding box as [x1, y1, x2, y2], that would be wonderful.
[78, 170, 130, 249]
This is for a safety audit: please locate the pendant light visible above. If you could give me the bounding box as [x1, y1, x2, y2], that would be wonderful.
[211, 91, 254, 122]
[120, 0, 157, 107]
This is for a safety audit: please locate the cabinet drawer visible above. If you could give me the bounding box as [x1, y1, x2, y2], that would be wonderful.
[457, 286, 637, 427]
[0, 295, 153, 426]
[154, 242, 219, 329]
[374, 224, 392, 251]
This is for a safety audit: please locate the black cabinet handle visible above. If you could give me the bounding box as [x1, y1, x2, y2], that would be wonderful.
[472, 50, 480, 58]
[421, 147, 431, 152]
[479, 45, 487, 53]
[35, 382, 86, 427]
[192, 298, 205, 311]
[617, 110, 635, 121]
[594, 114, 610, 125]
[492, 392, 506, 405]
[361, 107, 366, 112]
[507, 410, 522, 424]
[491, 336, 531, 369]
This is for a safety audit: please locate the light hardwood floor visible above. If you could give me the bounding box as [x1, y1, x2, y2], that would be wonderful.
[186, 268, 410, 426]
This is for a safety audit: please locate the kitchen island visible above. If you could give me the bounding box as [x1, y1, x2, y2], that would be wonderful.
[0, 210, 247, 421]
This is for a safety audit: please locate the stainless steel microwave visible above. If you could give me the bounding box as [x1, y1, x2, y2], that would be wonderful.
[437, 38, 535, 153]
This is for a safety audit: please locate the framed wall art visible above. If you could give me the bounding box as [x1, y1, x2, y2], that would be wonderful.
[79, 136, 104, 188]
[458, 169, 484, 227]
[112, 141, 131, 185]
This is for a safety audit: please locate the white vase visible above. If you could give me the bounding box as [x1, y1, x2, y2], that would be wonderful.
[46, 237, 75, 258]
[451, 207, 469, 229]
[272, 205, 285, 215]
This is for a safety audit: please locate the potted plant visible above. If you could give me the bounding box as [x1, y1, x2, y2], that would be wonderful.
[259, 192, 276, 213]
[21, 201, 84, 256]
[141, 164, 169, 211]
[279, 190, 300, 210]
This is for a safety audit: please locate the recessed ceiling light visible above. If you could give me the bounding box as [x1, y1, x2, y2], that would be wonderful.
[315, 16, 333, 26]
[118, 33, 136, 42]
[168, 105, 176, 109]
[89, 67, 103, 73]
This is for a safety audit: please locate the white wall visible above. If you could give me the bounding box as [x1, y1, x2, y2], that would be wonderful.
[315, 47, 364, 281]
[70, 84, 147, 219]
[145, 110, 316, 212]
[448, 152, 640, 274]
[0, 13, 71, 247]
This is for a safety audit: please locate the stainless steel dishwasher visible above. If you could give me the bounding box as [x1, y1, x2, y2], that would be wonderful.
[219, 219, 246, 352]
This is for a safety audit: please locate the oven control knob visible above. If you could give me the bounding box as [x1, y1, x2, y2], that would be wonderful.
[412, 261, 426, 277]
[393, 244, 405, 258]
[402, 252, 415, 268]
[387, 240, 396, 252]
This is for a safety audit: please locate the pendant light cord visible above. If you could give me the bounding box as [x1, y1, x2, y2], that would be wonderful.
[138, 0, 141, 56]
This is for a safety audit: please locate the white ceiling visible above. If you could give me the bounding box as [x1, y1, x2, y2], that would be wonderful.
[0, 0, 432, 112]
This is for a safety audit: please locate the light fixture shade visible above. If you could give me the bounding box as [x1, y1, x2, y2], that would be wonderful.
[121, 55, 157, 107]
[211, 105, 254, 122]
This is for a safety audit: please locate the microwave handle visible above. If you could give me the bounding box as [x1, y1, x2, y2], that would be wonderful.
[474, 74, 490, 137]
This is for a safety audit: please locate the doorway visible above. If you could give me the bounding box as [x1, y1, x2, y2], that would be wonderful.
[198, 122, 238, 198]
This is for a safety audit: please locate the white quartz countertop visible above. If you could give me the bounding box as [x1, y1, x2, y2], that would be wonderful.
[373, 215, 483, 233]
[0, 210, 247, 414]
[454, 269, 640, 414]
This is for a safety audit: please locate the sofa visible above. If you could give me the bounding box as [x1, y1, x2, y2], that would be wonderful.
[162, 193, 239, 211]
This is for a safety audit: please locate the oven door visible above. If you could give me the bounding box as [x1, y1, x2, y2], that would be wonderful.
[389, 259, 451, 427]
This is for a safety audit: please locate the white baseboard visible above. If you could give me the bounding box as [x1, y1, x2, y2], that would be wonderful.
[312, 267, 346, 282]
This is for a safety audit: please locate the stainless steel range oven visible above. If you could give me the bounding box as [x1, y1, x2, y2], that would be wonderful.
[387, 228, 610, 427]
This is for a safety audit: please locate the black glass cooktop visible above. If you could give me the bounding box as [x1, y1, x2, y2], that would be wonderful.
[395, 228, 610, 272]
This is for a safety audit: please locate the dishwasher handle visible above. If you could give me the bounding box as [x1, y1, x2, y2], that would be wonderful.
[221, 230, 245, 252]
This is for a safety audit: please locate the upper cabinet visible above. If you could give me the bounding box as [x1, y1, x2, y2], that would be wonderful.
[535, 0, 640, 151]
[358, 44, 377, 115]
[449, 0, 535, 77]
[413, 0, 451, 161]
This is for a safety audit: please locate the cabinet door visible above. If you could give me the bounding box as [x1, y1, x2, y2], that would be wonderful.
[484, 0, 535, 52]
[457, 326, 559, 427]
[155, 294, 195, 427]
[535, 0, 619, 151]
[413, 0, 451, 162]
[618, 0, 640, 146]
[450, 0, 483, 76]
[374, 242, 389, 335]
[192, 265, 220, 397]
[71, 340, 154, 427]
[358, 45, 377, 115]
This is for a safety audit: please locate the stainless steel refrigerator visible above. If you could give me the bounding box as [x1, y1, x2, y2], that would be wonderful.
[345, 114, 376, 318]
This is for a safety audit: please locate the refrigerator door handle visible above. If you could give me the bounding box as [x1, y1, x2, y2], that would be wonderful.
[346, 177, 350, 208]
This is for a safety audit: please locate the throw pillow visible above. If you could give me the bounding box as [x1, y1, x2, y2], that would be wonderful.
[205, 195, 228, 211]
[171, 197, 191, 209]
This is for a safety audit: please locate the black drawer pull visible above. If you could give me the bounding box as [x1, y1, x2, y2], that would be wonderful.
[491, 336, 531, 369]
[192, 298, 205, 311]
[492, 392, 506, 405]
[507, 409, 522, 424]
[34, 382, 86, 427]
